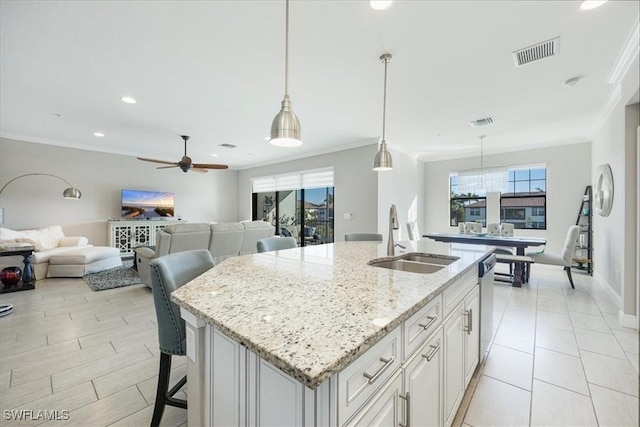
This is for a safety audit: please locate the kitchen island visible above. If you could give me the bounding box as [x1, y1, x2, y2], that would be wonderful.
[172, 240, 493, 426]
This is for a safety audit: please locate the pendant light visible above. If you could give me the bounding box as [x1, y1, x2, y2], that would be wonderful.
[270, 0, 302, 147]
[373, 53, 393, 171]
[457, 135, 508, 193]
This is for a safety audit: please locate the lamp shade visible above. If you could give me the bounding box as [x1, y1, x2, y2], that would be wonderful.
[63, 187, 82, 199]
[373, 141, 393, 171]
[270, 95, 302, 147]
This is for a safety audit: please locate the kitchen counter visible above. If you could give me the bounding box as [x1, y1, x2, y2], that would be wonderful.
[172, 240, 492, 390]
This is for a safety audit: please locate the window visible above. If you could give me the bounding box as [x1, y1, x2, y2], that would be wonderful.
[251, 168, 334, 246]
[449, 175, 486, 226]
[500, 167, 546, 230]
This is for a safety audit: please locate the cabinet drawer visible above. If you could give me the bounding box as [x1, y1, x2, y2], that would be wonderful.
[338, 326, 401, 424]
[443, 269, 477, 319]
[403, 294, 442, 360]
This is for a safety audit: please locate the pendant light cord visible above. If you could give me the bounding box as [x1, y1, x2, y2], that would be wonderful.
[381, 54, 391, 141]
[284, 0, 290, 97]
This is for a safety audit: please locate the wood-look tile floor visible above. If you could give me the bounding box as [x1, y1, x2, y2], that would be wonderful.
[0, 265, 637, 426]
[0, 279, 187, 427]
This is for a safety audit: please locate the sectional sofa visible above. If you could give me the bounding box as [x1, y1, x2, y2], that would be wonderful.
[135, 220, 275, 288]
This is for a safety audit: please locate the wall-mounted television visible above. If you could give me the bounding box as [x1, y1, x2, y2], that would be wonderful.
[121, 189, 174, 219]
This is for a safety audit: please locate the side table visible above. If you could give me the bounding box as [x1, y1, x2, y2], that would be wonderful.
[0, 245, 35, 293]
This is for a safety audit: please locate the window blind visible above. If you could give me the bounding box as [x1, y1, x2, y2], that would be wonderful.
[252, 168, 334, 192]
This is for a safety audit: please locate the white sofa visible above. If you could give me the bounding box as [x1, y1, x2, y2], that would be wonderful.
[135, 220, 275, 288]
[0, 225, 121, 279]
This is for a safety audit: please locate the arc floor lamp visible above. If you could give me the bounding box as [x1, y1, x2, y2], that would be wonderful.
[0, 173, 82, 224]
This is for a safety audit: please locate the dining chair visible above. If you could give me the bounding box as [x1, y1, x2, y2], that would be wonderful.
[344, 233, 383, 242]
[526, 225, 580, 288]
[487, 222, 517, 280]
[406, 221, 420, 241]
[149, 249, 215, 427]
[257, 236, 298, 253]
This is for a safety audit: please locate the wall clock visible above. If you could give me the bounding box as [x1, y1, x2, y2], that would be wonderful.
[593, 163, 614, 217]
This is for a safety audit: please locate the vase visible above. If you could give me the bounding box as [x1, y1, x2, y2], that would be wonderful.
[0, 267, 22, 286]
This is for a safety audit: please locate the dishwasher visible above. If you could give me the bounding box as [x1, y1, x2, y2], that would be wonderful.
[478, 253, 496, 362]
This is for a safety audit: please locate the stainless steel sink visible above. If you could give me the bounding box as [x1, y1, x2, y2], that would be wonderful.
[368, 253, 460, 274]
[400, 254, 459, 265]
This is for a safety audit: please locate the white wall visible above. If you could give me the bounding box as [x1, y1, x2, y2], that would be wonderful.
[237, 144, 379, 242]
[377, 149, 425, 243]
[422, 142, 591, 255]
[0, 138, 238, 245]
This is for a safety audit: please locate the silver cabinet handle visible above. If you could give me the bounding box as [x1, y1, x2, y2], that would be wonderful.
[463, 309, 472, 335]
[399, 392, 411, 427]
[418, 315, 438, 331]
[363, 356, 395, 385]
[422, 343, 440, 362]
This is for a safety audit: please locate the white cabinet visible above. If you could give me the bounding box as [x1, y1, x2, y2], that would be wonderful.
[443, 284, 480, 427]
[107, 220, 180, 256]
[182, 268, 481, 427]
[404, 327, 444, 427]
[463, 287, 480, 388]
[344, 371, 403, 427]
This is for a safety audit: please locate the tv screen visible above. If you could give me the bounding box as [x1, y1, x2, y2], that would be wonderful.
[121, 189, 174, 219]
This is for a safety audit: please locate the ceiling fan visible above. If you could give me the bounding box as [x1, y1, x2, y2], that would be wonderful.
[137, 135, 229, 173]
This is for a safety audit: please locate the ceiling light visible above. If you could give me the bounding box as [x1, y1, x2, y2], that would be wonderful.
[457, 136, 508, 194]
[93, 132, 105, 137]
[269, 0, 302, 148]
[580, 1, 608, 10]
[210, 153, 219, 157]
[120, 96, 136, 104]
[373, 53, 393, 171]
[370, 1, 394, 10]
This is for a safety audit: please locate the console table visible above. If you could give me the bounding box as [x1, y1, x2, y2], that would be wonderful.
[0, 245, 35, 293]
[107, 220, 183, 256]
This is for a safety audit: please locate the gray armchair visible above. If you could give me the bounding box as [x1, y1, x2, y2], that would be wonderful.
[149, 249, 215, 426]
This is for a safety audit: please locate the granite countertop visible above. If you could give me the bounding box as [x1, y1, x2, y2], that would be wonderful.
[172, 240, 492, 389]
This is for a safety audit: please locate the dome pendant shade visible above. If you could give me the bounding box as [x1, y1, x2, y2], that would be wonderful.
[63, 187, 82, 199]
[373, 140, 393, 171]
[270, 94, 302, 147]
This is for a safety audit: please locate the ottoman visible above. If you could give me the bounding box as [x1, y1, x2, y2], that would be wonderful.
[47, 247, 122, 278]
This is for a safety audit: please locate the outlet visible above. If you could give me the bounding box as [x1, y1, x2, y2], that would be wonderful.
[186, 327, 196, 362]
[343, 213, 353, 220]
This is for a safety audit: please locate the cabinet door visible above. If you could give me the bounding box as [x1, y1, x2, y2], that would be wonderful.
[344, 371, 403, 427]
[404, 327, 443, 427]
[463, 286, 480, 388]
[443, 303, 465, 427]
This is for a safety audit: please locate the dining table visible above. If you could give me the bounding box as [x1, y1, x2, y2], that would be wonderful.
[423, 232, 547, 287]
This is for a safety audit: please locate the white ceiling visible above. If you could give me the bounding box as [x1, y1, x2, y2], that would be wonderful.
[1, 1, 638, 170]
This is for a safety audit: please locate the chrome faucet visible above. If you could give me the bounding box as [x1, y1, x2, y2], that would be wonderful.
[388, 204, 399, 256]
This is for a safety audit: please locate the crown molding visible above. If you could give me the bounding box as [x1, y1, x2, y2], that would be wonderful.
[588, 84, 622, 139]
[608, 17, 640, 85]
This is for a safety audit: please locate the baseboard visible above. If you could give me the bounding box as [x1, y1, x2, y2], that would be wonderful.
[618, 311, 638, 329]
[593, 272, 622, 308]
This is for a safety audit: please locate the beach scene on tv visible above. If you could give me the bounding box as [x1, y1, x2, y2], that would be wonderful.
[121, 190, 174, 218]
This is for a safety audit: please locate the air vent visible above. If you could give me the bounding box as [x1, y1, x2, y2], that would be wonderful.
[219, 143, 236, 149]
[469, 117, 494, 127]
[513, 37, 560, 67]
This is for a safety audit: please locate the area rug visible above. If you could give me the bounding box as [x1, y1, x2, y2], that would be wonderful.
[83, 260, 143, 291]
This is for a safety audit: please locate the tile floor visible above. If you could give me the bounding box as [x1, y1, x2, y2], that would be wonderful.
[456, 264, 639, 427]
[0, 264, 637, 426]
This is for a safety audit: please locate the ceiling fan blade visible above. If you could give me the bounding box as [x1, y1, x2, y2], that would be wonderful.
[137, 157, 177, 166]
[156, 165, 179, 169]
[192, 163, 229, 170]
[191, 167, 209, 173]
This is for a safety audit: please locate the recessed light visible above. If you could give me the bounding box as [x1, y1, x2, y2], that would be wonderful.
[370, 1, 393, 10]
[120, 96, 136, 104]
[580, 1, 608, 10]
[93, 132, 105, 137]
[211, 153, 219, 157]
